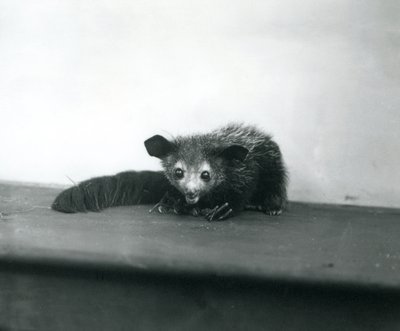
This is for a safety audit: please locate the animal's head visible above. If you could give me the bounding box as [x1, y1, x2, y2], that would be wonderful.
[144, 134, 248, 205]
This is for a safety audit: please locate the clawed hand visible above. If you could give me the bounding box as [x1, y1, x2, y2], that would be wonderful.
[204, 203, 233, 222]
[150, 194, 233, 222]
[149, 192, 183, 215]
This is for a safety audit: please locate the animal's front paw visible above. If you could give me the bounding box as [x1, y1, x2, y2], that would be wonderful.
[149, 202, 172, 214]
[204, 203, 233, 221]
[149, 192, 185, 215]
[189, 207, 202, 217]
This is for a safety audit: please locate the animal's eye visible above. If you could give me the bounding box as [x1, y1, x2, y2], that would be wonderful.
[174, 168, 184, 179]
[200, 171, 210, 181]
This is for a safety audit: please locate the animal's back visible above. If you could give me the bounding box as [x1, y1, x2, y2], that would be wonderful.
[204, 123, 287, 214]
[210, 123, 271, 151]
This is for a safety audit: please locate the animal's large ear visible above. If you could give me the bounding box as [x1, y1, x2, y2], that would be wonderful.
[144, 135, 175, 158]
[219, 145, 249, 162]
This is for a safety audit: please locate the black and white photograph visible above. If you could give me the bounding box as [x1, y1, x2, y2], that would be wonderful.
[0, 1, 399, 330]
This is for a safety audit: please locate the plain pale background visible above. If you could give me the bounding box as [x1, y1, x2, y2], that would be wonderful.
[1, 0, 399, 208]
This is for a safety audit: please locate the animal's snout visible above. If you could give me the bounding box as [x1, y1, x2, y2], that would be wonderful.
[187, 192, 198, 199]
[185, 191, 200, 204]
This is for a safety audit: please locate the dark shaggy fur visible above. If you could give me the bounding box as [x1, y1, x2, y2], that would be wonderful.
[52, 124, 288, 221]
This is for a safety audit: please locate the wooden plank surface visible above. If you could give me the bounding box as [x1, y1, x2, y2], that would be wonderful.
[1, 181, 400, 290]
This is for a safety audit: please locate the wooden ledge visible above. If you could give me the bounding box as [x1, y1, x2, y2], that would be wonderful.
[1, 181, 400, 292]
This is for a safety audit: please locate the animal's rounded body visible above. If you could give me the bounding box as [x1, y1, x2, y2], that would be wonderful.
[147, 123, 288, 219]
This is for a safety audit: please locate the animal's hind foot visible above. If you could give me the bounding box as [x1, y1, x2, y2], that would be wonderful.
[265, 209, 282, 216]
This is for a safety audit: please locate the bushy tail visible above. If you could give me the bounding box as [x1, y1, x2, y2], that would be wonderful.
[52, 171, 171, 213]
